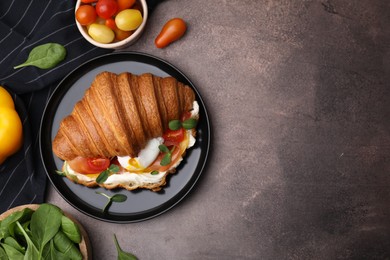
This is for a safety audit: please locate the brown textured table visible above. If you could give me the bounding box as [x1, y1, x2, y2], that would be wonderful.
[47, 0, 390, 259]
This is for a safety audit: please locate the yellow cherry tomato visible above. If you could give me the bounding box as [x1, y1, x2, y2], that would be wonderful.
[115, 9, 143, 31]
[0, 107, 23, 165]
[88, 23, 115, 44]
[0, 86, 15, 109]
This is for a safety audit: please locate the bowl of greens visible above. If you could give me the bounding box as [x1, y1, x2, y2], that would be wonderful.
[0, 204, 91, 260]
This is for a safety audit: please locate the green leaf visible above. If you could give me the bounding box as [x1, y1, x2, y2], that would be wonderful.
[111, 194, 127, 203]
[0, 246, 7, 260]
[53, 231, 82, 260]
[3, 237, 25, 254]
[168, 120, 182, 130]
[150, 170, 159, 175]
[14, 43, 66, 70]
[113, 234, 138, 260]
[95, 192, 127, 213]
[0, 208, 33, 239]
[182, 118, 197, 129]
[1, 243, 24, 260]
[108, 164, 120, 173]
[55, 170, 66, 177]
[158, 144, 170, 153]
[160, 153, 172, 166]
[16, 222, 39, 260]
[30, 204, 63, 255]
[96, 170, 109, 184]
[61, 216, 81, 244]
[49, 239, 69, 260]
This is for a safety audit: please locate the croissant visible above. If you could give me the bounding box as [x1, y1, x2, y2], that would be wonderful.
[53, 71, 195, 161]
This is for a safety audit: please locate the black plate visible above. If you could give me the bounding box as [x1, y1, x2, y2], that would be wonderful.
[40, 52, 210, 223]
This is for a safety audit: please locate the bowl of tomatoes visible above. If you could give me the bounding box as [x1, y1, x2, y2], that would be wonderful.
[75, 0, 148, 49]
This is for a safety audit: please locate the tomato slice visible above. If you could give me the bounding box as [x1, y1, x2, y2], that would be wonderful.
[68, 157, 110, 174]
[163, 127, 185, 146]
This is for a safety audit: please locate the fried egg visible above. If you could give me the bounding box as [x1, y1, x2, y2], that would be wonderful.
[117, 137, 164, 172]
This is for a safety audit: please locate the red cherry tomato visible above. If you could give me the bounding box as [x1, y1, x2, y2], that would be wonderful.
[96, 0, 118, 19]
[155, 18, 187, 48]
[163, 127, 185, 146]
[105, 18, 117, 30]
[75, 5, 97, 26]
[117, 0, 136, 11]
[68, 157, 110, 174]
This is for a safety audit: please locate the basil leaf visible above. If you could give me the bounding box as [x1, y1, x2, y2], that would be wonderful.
[30, 204, 63, 254]
[14, 43, 66, 69]
[111, 194, 128, 203]
[150, 170, 159, 175]
[61, 216, 81, 244]
[114, 234, 138, 260]
[158, 144, 169, 153]
[96, 170, 109, 184]
[160, 153, 172, 166]
[182, 118, 197, 129]
[168, 120, 182, 130]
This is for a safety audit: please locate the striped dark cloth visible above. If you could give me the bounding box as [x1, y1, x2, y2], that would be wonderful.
[0, 0, 162, 213]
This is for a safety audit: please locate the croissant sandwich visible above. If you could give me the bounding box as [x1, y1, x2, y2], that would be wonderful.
[52, 71, 199, 191]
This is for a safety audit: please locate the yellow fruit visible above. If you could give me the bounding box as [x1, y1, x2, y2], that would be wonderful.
[0, 88, 23, 165]
[115, 9, 143, 31]
[0, 86, 15, 109]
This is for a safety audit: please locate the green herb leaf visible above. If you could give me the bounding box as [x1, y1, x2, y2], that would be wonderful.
[96, 192, 128, 213]
[96, 170, 109, 184]
[53, 231, 83, 260]
[111, 194, 128, 203]
[158, 144, 170, 153]
[113, 234, 138, 260]
[160, 153, 172, 166]
[150, 170, 159, 175]
[16, 221, 40, 260]
[1, 242, 25, 259]
[182, 118, 197, 129]
[168, 119, 182, 130]
[14, 43, 66, 69]
[109, 164, 120, 173]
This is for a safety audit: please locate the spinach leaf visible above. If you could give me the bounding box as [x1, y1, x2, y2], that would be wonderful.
[53, 231, 82, 260]
[30, 204, 62, 256]
[3, 237, 25, 254]
[61, 216, 81, 244]
[13, 43, 66, 70]
[113, 234, 138, 260]
[0, 243, 23, 260]
[49, 239, 69, 260]
[16, 222, 39, 260]
[0, 208, 33, 240]
[0, 246, 7, 260]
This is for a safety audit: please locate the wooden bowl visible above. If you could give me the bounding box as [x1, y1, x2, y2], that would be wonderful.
[0, 204, 92, 260]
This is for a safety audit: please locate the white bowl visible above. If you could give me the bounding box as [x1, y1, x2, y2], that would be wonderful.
[75, 0, 148, 49]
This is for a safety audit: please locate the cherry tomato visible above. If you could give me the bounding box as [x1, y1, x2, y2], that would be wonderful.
[155, 18, 187, 48]
[88, 23, 115, 43]
[105, 18, 117, 30]
[76, 5, 97, 26]
[163, 127, 185, 146]
[81, 0, 98, 3]
[68, 157, 110, 174]
[114, 28, 132, 41]
[96, 0, 118, 19]
[117, 0, 136, 11]
[115, 9, 143, 31]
